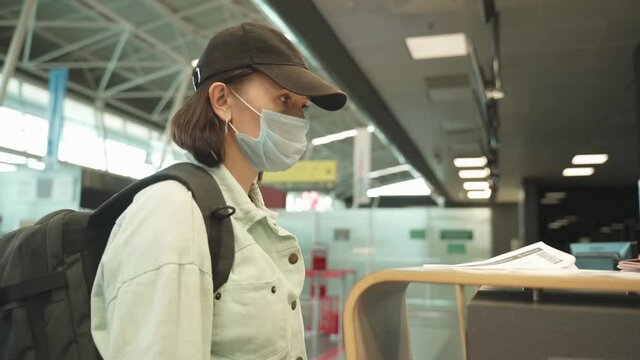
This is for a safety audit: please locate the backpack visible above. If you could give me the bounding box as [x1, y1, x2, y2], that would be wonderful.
[0, 162, 236, 360]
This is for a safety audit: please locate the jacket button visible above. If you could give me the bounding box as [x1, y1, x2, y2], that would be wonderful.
[271, 286, 277, 294]
[288, 253, 299, 265]
[291, 300, 297, 310]
[215, 292, 222, 300]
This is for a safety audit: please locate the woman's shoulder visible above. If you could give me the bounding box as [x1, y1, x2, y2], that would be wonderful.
[103, 180, 209, 276]
[95, 180, 212, 309]
[117, 179, 201, 238]
[132, 179, 194, 208]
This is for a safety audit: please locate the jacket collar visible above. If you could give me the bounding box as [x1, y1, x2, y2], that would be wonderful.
[184, 156, 277, 228]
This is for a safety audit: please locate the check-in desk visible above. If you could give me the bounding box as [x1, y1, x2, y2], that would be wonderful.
[342, 267, 640, 360]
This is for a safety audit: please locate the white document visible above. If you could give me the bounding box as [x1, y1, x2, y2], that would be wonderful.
[424, 241, 578, 270]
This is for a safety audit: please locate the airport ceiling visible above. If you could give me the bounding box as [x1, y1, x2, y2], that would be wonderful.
[0, 0, 411, 200]
[308, 0, 640, 203]
[1, 0, 639, 205]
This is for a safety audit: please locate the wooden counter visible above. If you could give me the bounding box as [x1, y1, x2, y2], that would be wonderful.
[343, 267, 640, 360]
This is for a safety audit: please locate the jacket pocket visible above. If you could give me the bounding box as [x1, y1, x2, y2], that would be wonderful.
[211, 277, 290, 360]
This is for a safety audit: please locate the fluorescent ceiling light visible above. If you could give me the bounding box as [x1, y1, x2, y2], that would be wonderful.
[467, 189, 492, 199]
[544, 192, 566, 199]
[572, 154, 608, 165]
[459, 168, 490, 179]
[191, 58, 198, 67]
[405, 33, 468, 60]
[367, 178, 431, 197]
[454, 156, 487, 168]
[540, 198, 560, 205]
[368, 164, 413, 179]
[0, 163, 17, 172]
[549, 222, 563, 229]
[611, 223, 625, 230]
[562, 167, 594, 177]
[463, 181, 490, 191]
[0, 151, 27, 164]
[311, 129, 358, 146]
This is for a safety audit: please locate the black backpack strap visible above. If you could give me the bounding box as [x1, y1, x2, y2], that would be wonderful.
[26, 296, 50, 360]
[0, 272, 67, 304]
[89, 162, 235, 292]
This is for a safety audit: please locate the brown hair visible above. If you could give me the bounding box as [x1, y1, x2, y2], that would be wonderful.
[171, 67, 254, 167]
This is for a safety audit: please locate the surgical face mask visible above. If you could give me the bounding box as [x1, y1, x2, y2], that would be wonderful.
[228, 89, 311, 172]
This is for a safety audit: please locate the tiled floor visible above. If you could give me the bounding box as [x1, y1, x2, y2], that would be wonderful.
[305, 336, 344, 360]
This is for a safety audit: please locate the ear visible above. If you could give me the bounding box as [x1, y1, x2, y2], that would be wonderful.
[208, 82, 232, 123]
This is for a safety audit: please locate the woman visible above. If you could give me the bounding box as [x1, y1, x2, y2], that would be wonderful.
[90, 22, 347, 360]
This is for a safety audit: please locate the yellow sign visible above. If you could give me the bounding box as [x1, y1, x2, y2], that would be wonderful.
[262, 160, 337, 184]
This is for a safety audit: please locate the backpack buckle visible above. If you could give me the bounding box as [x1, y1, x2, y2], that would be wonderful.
[210, 206, 236, 220]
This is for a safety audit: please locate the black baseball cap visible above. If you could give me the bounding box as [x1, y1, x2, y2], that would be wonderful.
[192, 22, 347, 111]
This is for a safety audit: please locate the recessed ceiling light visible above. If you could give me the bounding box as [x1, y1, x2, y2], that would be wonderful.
[454, 156, 487, 168]
[467, 189, 491, 199]
[367, 178, 431, 197]
[544, 192, 567, 199]
[540, 198, 560, 205]
[463, 181, 489, 191]
[405, 33, 468, 60]
[549, 222, 563, 229]
[459, 168, 490, 179]
[562, 167, 595, 177]
[572, 154, 608, 165]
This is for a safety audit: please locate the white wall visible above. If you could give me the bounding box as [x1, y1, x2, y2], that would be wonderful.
[276, 207, 491, 305]
[0, 164, 81, 234]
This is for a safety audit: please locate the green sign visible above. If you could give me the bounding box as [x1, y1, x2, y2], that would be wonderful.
[440, 230, 473, 241]
[447, 243, 467, 254]
[410, 229, 427, 240]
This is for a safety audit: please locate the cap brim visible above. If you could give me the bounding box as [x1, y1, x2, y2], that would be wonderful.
[254, 64, 347, 111]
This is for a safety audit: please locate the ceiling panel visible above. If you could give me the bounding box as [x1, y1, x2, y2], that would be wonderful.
[313, 0, 640, 204]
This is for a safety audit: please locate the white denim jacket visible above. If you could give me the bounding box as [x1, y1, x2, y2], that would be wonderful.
[91, 162, 307, 360]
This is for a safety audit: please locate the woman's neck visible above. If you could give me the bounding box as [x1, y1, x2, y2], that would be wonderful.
[222, 135, 257, 195]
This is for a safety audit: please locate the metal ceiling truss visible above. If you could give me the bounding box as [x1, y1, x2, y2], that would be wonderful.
[0, 20, 121, 29]
[0, 0, 201, 126]
[28, 61, 175, 69]
[0, 0, 411, 200]
[0, 0, 273, 128]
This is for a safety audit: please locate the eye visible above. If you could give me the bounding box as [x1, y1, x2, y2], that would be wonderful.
[279, 94, 292, 104]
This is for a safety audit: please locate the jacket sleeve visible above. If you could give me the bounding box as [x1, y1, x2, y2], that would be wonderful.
[99, 264, 213, 360]
[91, 180, 213, 360]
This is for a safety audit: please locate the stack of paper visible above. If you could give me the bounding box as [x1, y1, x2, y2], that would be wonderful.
[423, 241, 577, 270]
[617, 258, 640, 272]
